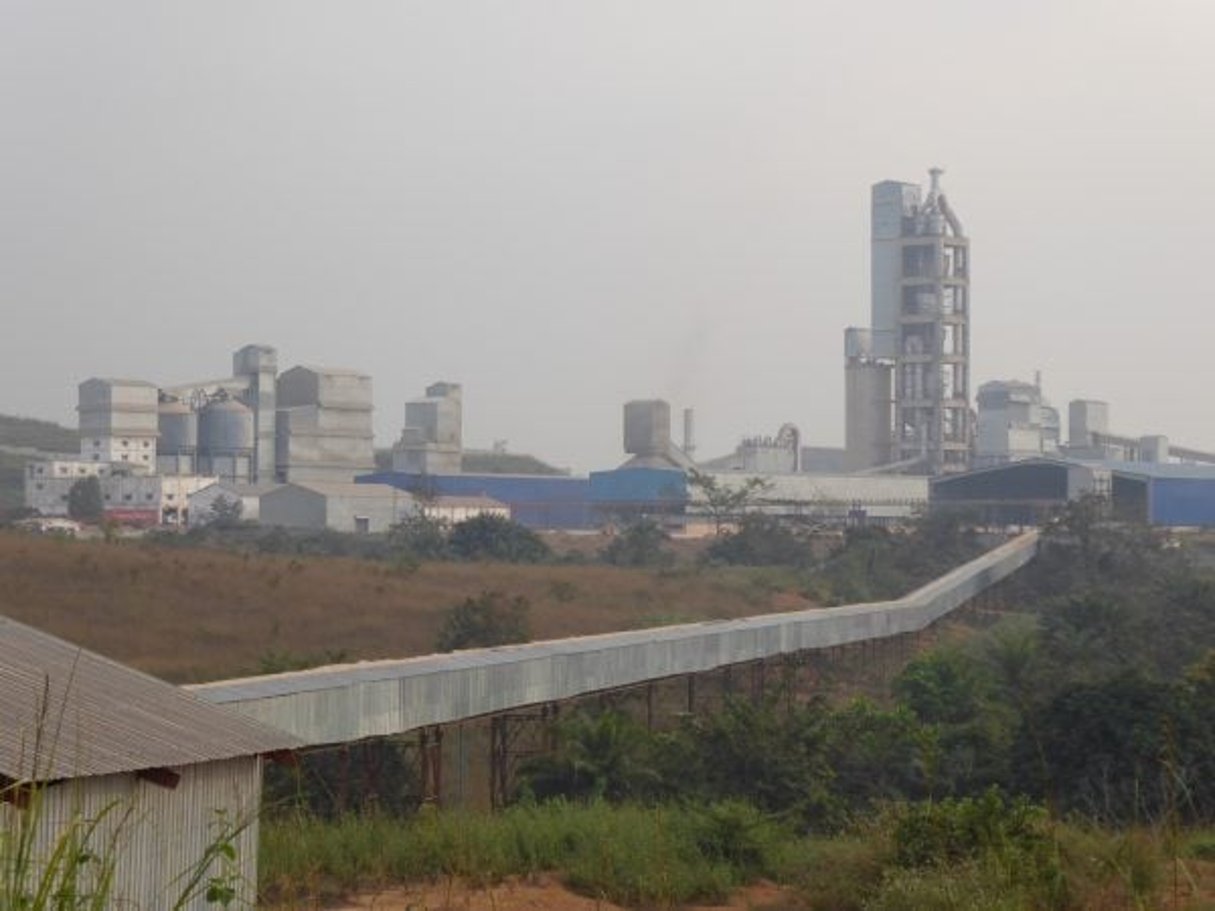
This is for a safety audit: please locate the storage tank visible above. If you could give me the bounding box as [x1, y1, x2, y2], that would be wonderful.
[158, 398, 198, 454]
[197, 396, 254, 483]
[198, 397, 254, 454]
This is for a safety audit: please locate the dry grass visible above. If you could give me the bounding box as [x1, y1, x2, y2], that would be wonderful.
[0, 531, 815, 683]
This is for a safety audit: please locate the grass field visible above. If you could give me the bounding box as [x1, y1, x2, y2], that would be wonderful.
[0, 531, 812, 683]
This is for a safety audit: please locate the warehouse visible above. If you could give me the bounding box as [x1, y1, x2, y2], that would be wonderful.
[1104, 463, 1215, 527]
[930, 458, 1099, 526]
[0, 615, 298, 910]
[260, 481, 415, 533]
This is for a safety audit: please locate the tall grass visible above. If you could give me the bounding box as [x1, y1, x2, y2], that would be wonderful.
[261, 800, 797, 907]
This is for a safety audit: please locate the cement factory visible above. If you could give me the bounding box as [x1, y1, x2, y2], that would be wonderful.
[24, 170, 1215, 531]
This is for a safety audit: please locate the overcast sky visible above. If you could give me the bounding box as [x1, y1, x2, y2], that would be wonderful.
[3, 1, 1214, 472]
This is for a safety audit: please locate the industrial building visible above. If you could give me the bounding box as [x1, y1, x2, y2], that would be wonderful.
[259, 481, 416, 533]
[187, 481, 278, 526]
[0, 614, 298, 910]
[932, 457, 1215, 527]
[393, 382, 464, 474]
[845, 169, 972, 475]
[25, 344, 376, 523]
[975, 378, 1061, 467]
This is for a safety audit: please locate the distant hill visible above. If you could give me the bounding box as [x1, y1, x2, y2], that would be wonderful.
[0, 414, 78, 511]
[0, 414, 78, 453]
[372, 447, 568, 476]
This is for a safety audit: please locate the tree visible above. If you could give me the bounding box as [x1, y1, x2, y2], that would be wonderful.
[435, 590, 531, 652]
[67, 476, 103, 522]
[703, 514, 809, 566]
[600, 519, 674, 567]
[208, 494, 244, 528]
[387, 513, 450, 560]
[686, 470, 771, 535]
[448, 513, 551, 563]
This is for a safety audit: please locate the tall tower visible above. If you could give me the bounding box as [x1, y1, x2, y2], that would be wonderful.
[232, 344, 278, 483]
[845, 169, 971, 474]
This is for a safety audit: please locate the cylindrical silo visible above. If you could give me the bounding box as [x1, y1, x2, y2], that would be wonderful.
[198, 397, 254, 483]
[157, 398, 198, 475]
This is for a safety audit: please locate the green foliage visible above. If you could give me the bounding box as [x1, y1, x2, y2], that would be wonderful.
[66, 476, 103, 523]
[206, 495, 243, 528]
[703, 514, 810, 567]
[448, 514, 551, 563]
[686, 470, 771, 534]
[387, 513, 450, 560]
[517, 711, 663, 802]
[803, 512, 985, 604]
[890, 789, 1050, 869]
[600, 520, 674, 568]
[260, 801, 795, 908]
[435, 590, 531, 652]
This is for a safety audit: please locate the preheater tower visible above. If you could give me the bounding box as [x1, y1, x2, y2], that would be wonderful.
[845, 168, 971, 474]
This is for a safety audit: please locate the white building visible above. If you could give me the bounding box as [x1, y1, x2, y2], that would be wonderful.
[260, 482, 416, 533]
[424, 495, 510, 525]
[77, 378, 159, 467]
[25, 460, 214, 524]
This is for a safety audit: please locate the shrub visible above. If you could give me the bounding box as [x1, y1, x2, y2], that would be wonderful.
[435, 591, 531, 652]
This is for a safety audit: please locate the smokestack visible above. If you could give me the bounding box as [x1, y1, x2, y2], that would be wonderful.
[682, 408, 696, 460]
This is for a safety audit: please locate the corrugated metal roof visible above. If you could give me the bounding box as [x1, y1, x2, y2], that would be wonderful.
[0, 616, 300, 782]
[431, 495, 509, 509]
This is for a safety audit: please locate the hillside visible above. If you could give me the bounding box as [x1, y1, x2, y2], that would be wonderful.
[0, 413, 78, 453]
[0, 531, 812, 683]
[0, 413, 80, 511]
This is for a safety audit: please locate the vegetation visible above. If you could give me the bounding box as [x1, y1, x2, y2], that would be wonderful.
[66, 476, 103, 523]
[0, 414, 78, 453]
[599, 519, 675, 568]
[447, 514, 551, 563]
[686, 469, 771, 534]
[435, 590, 532, 652]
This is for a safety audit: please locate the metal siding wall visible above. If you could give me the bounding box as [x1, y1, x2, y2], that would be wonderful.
[198, 535, 1037, 746]
[8, 758, 261, 911]
[1150, 478, 1215, 526]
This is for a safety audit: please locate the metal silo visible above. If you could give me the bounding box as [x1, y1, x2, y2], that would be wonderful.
[198, 396, 254, 483]
[158, 397, 198, 475]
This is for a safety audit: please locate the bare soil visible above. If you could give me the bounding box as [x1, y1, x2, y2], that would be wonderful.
[275, 875, 798, 911]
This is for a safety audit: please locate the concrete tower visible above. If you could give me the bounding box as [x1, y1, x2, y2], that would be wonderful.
[845, 169, 972, 474]
[232, 344, 278, 483]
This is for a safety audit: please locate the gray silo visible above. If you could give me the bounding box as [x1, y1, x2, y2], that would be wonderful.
[197, 396, 254, 483]
[157, 396, 198, 475]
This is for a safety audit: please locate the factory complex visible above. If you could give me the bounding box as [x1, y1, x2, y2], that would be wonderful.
[23, 170, 1215, 532]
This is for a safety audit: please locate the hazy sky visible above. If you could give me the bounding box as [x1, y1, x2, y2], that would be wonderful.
[4, 1, 1215, 472]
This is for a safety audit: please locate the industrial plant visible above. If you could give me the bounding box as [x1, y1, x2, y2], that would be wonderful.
[22, 170, 1215, 532]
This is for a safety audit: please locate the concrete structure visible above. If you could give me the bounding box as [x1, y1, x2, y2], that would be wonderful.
[187, 481, 278, 526]
[24, 460, 213, 524]
[975, 379, 1060, 467]
[191, 532, 1037, 748]
[260, 481, 415, 533]
[620, 400, 695, 470]
[701, 424, 801, 474]
[0, 614, 298, 910]
[77, 378, 159, 467]
[196, 394, 255, 484]
[276, 366, 375, 483]
[393, 382, 464, 474]
[845, 169, 972, 474]
[233, 344, 278, 482]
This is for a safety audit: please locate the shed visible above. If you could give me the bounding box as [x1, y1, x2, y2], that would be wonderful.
[0, 615, 299, 909]
[260, 481, 416, 533]
[930, 458, 1099, 526]
[1104, 463, 1215, 527]
[187, 480, 279, 526]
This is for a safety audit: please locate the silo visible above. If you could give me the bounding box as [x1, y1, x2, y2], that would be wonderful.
[198, 397, 254, 483]
[157, 398, 198, 475]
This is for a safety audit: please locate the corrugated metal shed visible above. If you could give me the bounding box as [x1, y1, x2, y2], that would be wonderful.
[0, 615, 300, 782]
